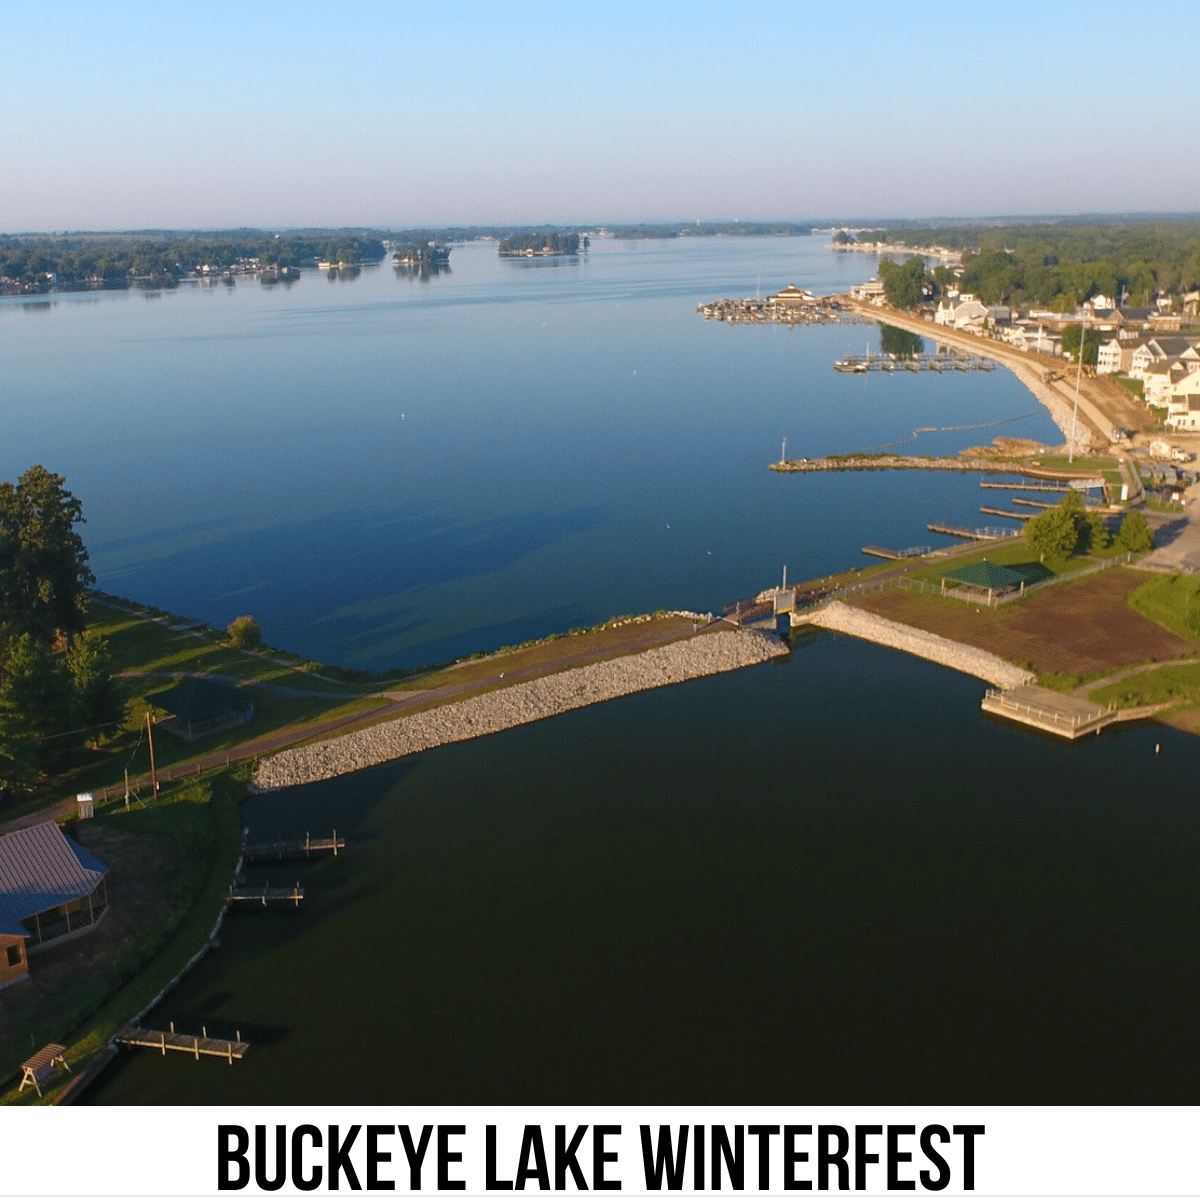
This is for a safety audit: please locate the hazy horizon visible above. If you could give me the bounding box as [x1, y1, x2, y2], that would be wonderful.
[4, 1, 1196, 233]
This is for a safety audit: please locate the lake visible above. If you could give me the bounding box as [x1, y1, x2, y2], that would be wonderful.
[5, 237, 1195, 1103]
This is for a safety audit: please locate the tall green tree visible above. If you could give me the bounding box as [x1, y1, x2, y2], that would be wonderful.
[0, 465, 94, 644]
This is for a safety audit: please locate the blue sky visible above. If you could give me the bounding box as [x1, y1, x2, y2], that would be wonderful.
[3, 0, 1197, 231]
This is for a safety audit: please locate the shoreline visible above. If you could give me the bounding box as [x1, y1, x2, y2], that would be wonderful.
[252, 628, 787, 791]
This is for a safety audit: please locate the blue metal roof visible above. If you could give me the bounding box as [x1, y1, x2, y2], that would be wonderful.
[0, 822, 108, 937]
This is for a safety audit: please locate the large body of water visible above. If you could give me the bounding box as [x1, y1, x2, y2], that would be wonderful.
[4, 237, 1197, 1103]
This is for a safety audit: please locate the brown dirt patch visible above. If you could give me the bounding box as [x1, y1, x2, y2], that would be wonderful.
[849, 569, 1198, 678]
[0, 824, 175, 1078]
[1155, 706, 1200, 734]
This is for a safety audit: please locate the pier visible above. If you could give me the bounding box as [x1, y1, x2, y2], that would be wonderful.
[980, 480, 1072, 493]
[243, 831, 343, 863]
[861, 545, 932, 560]
[226, 883, 304, 907]
[115, 1023, 248, 1063]
[979, 506, 1032, 520]
[697, 296, 862, 326]
[927, 523, 1016, 541]
[981, 685, 1117, 739]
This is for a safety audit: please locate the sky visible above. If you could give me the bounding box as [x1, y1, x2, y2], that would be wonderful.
[2, 0, 1198, 232]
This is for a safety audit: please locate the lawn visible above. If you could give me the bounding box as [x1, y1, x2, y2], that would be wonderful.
[1126, 574, 1200, 641]
[1090, 662, 1200, 709]
[848, 568, 1197, 679]
[904, 540, 1082, 587]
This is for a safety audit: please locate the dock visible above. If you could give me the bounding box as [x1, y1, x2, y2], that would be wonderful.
[981, 685, 1117, 739]
[243, 831, 343, 863]
[1012, 497, 1056, 509]
[981, 480, 1071, 493]
[979, 505, 1032, 520]
[226, 883, 304, 907]
[115, 1023, 248, 1063]
[861, 545, 932, 560]
[927, 523, 1016, 541]
[834, 353, 996, 373]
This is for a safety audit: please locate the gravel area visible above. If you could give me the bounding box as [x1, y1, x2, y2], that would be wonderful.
[252, 628, 786, 790]
[805, 601, 1034, 689]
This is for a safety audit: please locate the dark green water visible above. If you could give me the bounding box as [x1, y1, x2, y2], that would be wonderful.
[89, 634, 1200, 1104]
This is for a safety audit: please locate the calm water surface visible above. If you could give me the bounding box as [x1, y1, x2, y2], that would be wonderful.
[5, 238, 1192, 1103]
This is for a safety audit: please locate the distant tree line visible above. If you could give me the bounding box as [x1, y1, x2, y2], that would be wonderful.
[871, 222, 1200, 310]
[498, 232, 582, 256]
[0, 231, 388, 290]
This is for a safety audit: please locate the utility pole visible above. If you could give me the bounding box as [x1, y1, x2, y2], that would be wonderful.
[1069, 312, 1088, 463]
[124, 768, 129, 811]
[145, 710, 158, 797]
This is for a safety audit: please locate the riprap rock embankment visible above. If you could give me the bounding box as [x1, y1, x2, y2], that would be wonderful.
[252, 629, 786, 791]
[801, 601, 1033, 689]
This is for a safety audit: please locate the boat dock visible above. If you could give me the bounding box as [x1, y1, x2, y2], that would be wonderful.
[927, 523, 1016, 541]
[226, 883, 304, 907]
[243, 831, 343, 863]
[979, 506, 1032, 520]
[115, 1023, 248, 1063]
[861, 545, 932, 560]
[981, 480, 1072, 493]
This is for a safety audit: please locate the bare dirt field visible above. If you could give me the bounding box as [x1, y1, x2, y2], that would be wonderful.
[0, 824, 175, 1075]
[849, 569, 1197, 679]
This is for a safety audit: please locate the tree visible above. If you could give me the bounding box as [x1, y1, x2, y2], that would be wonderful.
[1061, 324, 1101, 366]
[66, 630, 124, 741]
[1024, 500, 1080, 561]
[227, 615, 263, 649]
[1114, 510, 1153, 553]
[878, 256, 927, 309]
[0, 465, 94, 644]
[1081, 510, 1111, 553]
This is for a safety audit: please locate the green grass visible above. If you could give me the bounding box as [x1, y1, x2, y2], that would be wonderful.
[905, 539, 1091, 586]
[1029, 455, 1119, 472]
[1089, 662, 1200, 709]
[1126, 574, 1200, 642]
[1116, 376, 1145, 399]
[0, 766, 246, 1104]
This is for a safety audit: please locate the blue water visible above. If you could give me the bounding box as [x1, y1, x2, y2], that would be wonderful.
[1, 238, 1059, 667]
[16, 237, 1180, 1107]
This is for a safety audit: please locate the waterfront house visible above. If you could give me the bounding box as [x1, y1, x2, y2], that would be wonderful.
[1164, 368, 1200, 431]
[147, 677, 255, 741]
[0, 822, 110, 989]
[767, 284, 815, 308]
[935, 294, 989, 331]
[849, 278, 886, 304]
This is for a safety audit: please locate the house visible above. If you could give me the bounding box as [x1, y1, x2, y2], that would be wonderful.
[935, 293, 989, 330]
[1001, 321, 1062, 355]
[849, 278, 886, 304]
[767, 284, 816, 308]
[1164, 367, 1200, 431]
[1143, 359, 1191, 406]
[0, 821, 110, 989]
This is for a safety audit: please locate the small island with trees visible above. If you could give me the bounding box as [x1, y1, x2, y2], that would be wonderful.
[498, 232, 585, 257]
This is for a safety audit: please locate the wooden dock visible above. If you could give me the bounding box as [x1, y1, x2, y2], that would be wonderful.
[1012, 497, 1056, 509]
[243, 831, 343, 863]
[226, 883, 304, 907]
[115, 1023, 248, 1063]
[981, 480, 1071, 493]
[979, 505, 1032, 520]
[861, 545, 932, 560]
[927, 523, 1016, 541]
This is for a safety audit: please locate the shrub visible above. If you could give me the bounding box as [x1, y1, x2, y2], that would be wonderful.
[226, 615, 262, 649]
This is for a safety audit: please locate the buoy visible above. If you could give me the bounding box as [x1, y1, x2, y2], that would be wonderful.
[1155, 743, 1160, 754]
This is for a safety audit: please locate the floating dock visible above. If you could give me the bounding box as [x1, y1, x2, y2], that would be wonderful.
[115, 1023, 248, 1064]
[834, 354, 996, 373]
[243, 831, 343, 863]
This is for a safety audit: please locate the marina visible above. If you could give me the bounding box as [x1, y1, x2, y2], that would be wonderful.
[834, 352, 997, 373]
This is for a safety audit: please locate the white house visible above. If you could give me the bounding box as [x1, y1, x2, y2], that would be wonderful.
[935, 293, 989, 330]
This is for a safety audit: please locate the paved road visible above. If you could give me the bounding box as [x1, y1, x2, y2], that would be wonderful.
[0, 621, 710, 833]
